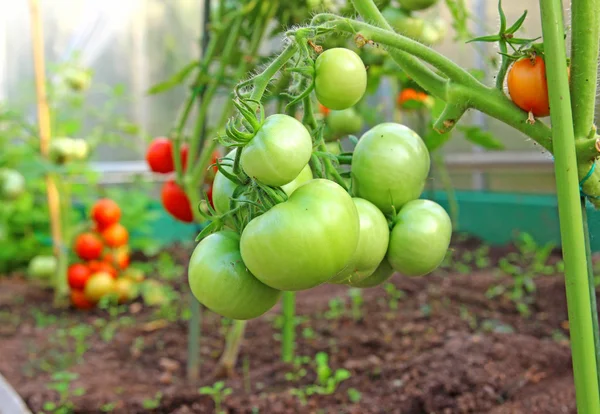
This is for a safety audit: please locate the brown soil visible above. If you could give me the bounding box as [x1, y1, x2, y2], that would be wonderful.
[0, 239, 593, 414]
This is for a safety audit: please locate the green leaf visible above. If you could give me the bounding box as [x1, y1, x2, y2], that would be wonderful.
[506, 10, 528, 34]
[147, 61, 198, 95]
[498, 0, 507, 32]
[466, 34, 501, 44]
[458, 126, 504, 150]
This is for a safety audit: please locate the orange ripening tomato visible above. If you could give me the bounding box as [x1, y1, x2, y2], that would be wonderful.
[74, 232, 103, 261]
[161, 179, 194, 222]
[88, 260, 118, 278]
[318, 102, 331, 117]
[91, 199, 121, 230]
[101, 223, 129, 248]
[507, 55, 555, 117]
[67, 263, 92, 290]
[71, 289, 95, 310]
[397, 88, 419, 106]
[104, 247, 130, 270]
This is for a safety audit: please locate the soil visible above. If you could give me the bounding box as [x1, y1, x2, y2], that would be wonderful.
[0, 237, 595, 414]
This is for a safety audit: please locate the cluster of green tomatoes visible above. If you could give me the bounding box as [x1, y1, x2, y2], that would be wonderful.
[188, 45, 452, 321]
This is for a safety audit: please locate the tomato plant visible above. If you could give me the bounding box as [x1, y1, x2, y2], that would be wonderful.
[67, 264, 91, 290]
[88, 260, 117, 278]
[161, 179, 194, 223]
[189, 231, 281, 320]
[507, 55, 551, 117]
[84, 272, 116, 302]
[315, 48, 367, 110]
[326, 108, 364, 139]
[74, 233, 104, 261]
[70, 289, 94, 310]
[27, 255, 57, 280]
[103, 247, 130, 270]
[0, 169, 25, 200]
[145, 137, 176, 173]
[91, 199, 121, 230]
[101, 223, 129, 248]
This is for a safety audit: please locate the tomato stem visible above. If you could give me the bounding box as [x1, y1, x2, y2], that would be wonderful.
[539, 0, 600, 411]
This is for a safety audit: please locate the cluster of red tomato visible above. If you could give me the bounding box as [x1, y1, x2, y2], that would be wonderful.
[187, 47, 452, 321]
[69, 199, 138, 309]
[145, 138, 220, 223]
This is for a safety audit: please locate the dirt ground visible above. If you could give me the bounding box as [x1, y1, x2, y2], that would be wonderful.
[0, 239, 591, 413]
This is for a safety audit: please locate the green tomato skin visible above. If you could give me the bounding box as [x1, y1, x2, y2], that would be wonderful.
[27, 255, 57, 279]
[280, 164, 313, 195]
[326, 108, 364, 139]
[0, 169, 25, 200]
[325, 142, 341, 155]
[330, 198, 390, 285]
[212, 149, 239, 216]
[351, 123, 430, 214]
[346, 258, 395, 288]
[240, 179, 360, 291]
[188, 231, 281, 320]
[315, 48, 367, 110]
[387, 199, 452, 276]
[397, 0, 439, 11]
[382, 8, 425, 39]
[241, 114, 312, 187]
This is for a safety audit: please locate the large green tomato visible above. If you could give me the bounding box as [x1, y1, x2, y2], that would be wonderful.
[241, 114, 312, 187]
[281, 164, 313, 195]
[382, 7, 425, 39]
[212, 149, 240, 215]
[27, 255, 57, 279]
[387, 199, 451, 276]
[326, 108, 364, 140]
[398, 0, 439, 11]
[346, 258, 395, 288]
[330, 198, 390, 285]
[240, 179, 359, 291]
[351, 123, 430, 214]
[188, 231, 281, 320]
[315, 48, 367, 110]
[0, 169, 25, 200]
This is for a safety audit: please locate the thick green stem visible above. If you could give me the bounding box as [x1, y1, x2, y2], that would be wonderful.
[249, 43, 298, 101]
[281, 291, 295, 362]
[539, 1, 600, 413]
[570, 0, 600, 140]
[214, 319, 247, 377]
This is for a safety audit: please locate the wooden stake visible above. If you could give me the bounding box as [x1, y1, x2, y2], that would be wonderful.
[28, 0, 66, 301]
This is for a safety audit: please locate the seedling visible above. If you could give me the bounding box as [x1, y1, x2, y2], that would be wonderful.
[348, 288, 364, 321]
[199, 381, 232, 414]
[142, 392, 163, 409]
[42, 371, 85, 414]
[384, 283, 405, 310]
[324, 297, 346, 319]
[284, 355, 310, 381]
[347, 388, 362, 403]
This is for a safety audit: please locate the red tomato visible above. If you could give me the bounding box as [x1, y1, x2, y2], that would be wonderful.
[71, 289, 95, 310]
[146, 137, 174, 173]
[161, 179, 194, 222]
[104, 247, 130, 270]
[507, 55, 551, 117]
[67, 263, 91, 290]
[74, 233, 103, 261]
[210, 149, 220, 174]
[88, 260, 118, 278]
[101, 223, 129, 248]
[91, 199, 121, 230]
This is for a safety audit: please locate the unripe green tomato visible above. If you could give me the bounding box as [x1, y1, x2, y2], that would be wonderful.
[0, 169, 25, 200]
[64, 67, 92, 92]
[330, 198, 390, 285]
[49, 137, 76, 164]
[325, 142, 341, 155]
[382, 8, 425, 40]
[27, 255, 57, 279]
[71, 139, 89, 161]
[326, 108, 364, 140]
[241, 114, 313, 187]
[397, 0, 439, 11]
[280, 164, 313, 195]
[387, 199, 452, 276]
[315, 48, 367, 110]
[346, 258, 395, 288]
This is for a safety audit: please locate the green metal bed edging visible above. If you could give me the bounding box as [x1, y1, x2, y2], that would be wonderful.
[136, 191, 600, 252]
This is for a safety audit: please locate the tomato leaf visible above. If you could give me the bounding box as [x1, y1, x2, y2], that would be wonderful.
[458, 126, 504, 150]
[466, 34, 501, 44]
[146, 61, 198, 95]
[506, 10, 528, 34]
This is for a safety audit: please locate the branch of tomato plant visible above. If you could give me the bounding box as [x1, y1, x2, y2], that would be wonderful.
[539, 1, 600, 412]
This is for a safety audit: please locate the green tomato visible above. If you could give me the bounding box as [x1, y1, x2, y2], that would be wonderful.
[241, 114, 313, 186]
[280, 164, 313, 195]
[397, 0, 439, 11]
[351, 123, 430, 214]
[346, 258, 395, 288]
[387, 199, 452, 276]
[188, 231, 281, 320]
[325, 142, 341, 155]
[64, 67, 92, 92]
[49, 137, 76, 164]
[27, 255, 57, 279]
[326, 108, 364, 139]
[0, 169, 25, 200]
[382, 8, 425, 39]
[240, 179, 359, 291]
[315, 48, 367, 110]
[330, 198, 390, 285]
[212, 149, 240, 215]
[71, 139, 89, 160]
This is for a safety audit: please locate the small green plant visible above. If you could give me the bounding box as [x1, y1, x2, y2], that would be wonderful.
[302, 327, 316, 340]
[142, 392, 163, 409]
[198, 381, 232, 414]
[31, 309, 58, 328]
[42, 371, 85, 414]
[384, 283, 405, 310]
[284, 355, 310, 381]
[100, 402, 117, 412]
[347, 387, 362, 403]
[68, 324, 94, 362]
[348, 288, 364, 321]
[324, 297, 346, 319]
